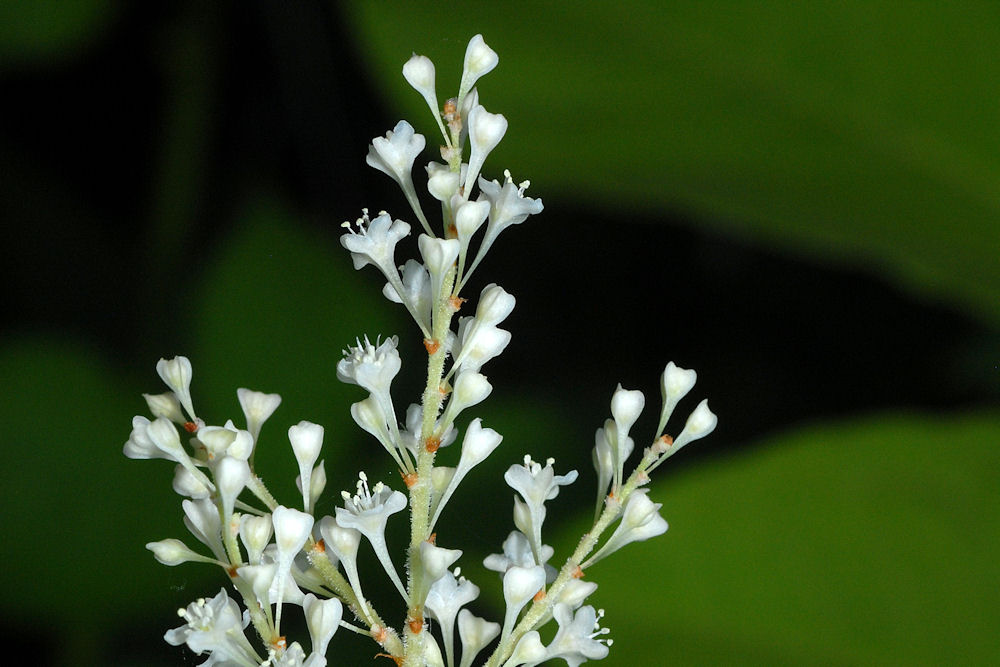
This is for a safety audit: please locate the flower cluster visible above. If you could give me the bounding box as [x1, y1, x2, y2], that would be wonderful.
[125, 34, 717, 667]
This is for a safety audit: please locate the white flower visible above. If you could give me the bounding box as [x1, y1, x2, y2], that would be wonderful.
[341, 210, 411, 282]
[288, 421, 324, 511]
[156, 356, 196, 422]
[609, 384, 644, 492]
[475, 283, 516, 326]
[472, 172, 543, 266]
[479, 171, 543, 225]
[318, 516, 370, 624]
[303, 593, 342, 659]
[591, 423, 614, 508]
[237, 388, 281, 444]
[336, 473, 408, 600]
[431, 418, 503, 529]
[337, 335, 401, 401]
[349, 396, 406, 468]
[366, 120, 425, 190]
[582, 489, 668, 568]
[164, 589, 259, 666]
[501, 564, 546, 644]
[610, 385, 644, 438]
[457, 609, 500, 667]
[483, 530, 557, 585]
[464, 105, 507, 195]
[173, 464, 212, 498]
[196, 424, 237, 461]
[658, 361, 697, 434]
[123, 415, 168, 460]
[419, 541, 463, 588]
[382, 258, 432, 333]
[418, 233, 460, 304]
[426, 161, 463, 202]
[673, 399, 718, 449]
[183, 498, 227, 562]
[505, 630, 546, 667]
[504, 456, 577, 562]
[146, 538, 205, 567]
[454, 198, 490, 243]
[403, 54, 438, 121]
[543, 604, 611, 667]
[239, 514, 273, 565]
[458, 34, 499, 103]
[215, 456, 251, 522]
[425, 569, 481, 667]
[271, 506, 315, 629]
[143, 391, 185, 423]
[452, 317, 511, 374]
[438, 370, 492, 429]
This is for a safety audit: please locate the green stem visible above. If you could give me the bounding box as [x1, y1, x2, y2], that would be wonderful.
[404, 264, 457, 666]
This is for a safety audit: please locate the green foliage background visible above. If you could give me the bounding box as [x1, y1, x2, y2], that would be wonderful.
[1, 1, 997, 665]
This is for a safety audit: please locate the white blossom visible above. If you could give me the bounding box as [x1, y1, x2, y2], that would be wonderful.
[504, 456, 578, 562]
[366, 120, 425, 191]
[458, 34, 499, 103]
[341, 210, 411, 282]
[237, 388, 281, 445]
[164, 589, 259, 666]
[336, 473, 408, 601]
[543, 604, 611, 667]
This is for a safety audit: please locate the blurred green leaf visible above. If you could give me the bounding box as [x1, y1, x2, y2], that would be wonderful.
[556, 410, 1000, 664]
[345, 1, 1000, 325]
[0, 337, 202, 625]
[0, 0, 117, 69]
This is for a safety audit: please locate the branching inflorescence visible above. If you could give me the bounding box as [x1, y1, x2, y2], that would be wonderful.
[125, 35, 718, 667]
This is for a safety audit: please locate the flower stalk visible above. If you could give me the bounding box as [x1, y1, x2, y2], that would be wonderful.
[123, 33, 717, 667]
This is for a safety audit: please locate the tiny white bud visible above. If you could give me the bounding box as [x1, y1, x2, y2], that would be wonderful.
[426, 161, 462, 202]
[303, 593, 343, 658]
[239, 514, 273, 565]
[506, 630, 547, 665]
[143, 392, 185, 423]
[146, 538, 200, 566]
[459, 34, 499, 101]
[272, 506, 314, 558]
[156, 356, 195, 420]
[454, 199, 490, 242]
[420, 541, 463, 585]
[458, 609, 500, 667]
[197, 425, 237, 460]
[289, 421, 324, 511]
[610, 385, 645, 436]
[403, 53, 437, 104]
[475, 283, 515, 326]
[215, 456, 251, 521]
[659, 361, 698, 432]
[237, 388, 281, 443]
[464, 105, 507, 194]
[419, 234, 461, 278]
[673, 399, 718, 449]
[448, 371, 493, 419]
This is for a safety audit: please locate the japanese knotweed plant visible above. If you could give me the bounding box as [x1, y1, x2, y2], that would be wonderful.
[125, 34, 718, 667]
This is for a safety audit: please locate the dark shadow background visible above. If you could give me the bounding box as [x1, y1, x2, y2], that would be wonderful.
[1, 2, 996, 665]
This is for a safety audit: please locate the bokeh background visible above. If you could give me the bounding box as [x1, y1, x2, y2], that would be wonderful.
[2, 1, 998, 665]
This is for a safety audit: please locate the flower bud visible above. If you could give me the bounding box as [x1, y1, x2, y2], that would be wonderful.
[673, 399, 718, 449]
[146, 538, 201, 566]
